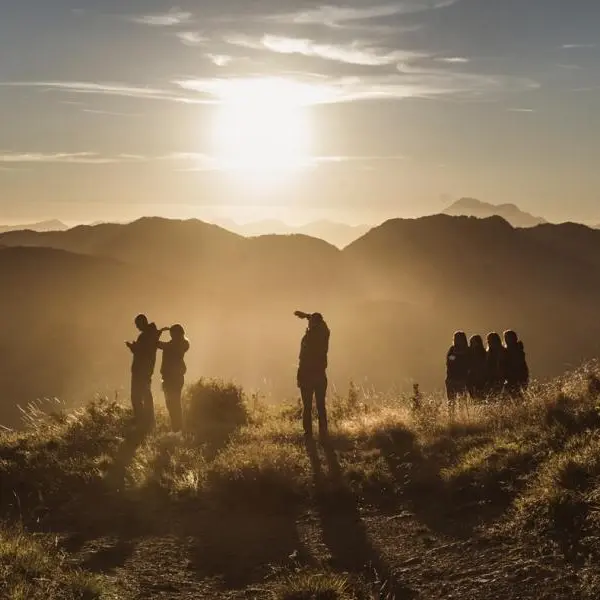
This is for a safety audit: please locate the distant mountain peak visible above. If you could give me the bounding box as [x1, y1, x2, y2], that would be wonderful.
[0, 219, 68, 234]
[443, 198, 545, 228]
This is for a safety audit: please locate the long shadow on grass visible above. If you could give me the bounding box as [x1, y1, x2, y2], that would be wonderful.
[375, 424, 535, 538]
[308, 438, 416, 599]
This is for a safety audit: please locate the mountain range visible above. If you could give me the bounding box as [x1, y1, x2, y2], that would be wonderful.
[2, 214, 600, 427]
[0, 219, 67, 234]
[442, 198, 546, 228]
[213, 218, 371, 248]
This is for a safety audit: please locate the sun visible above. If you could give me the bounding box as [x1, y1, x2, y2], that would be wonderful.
[211, 78, 315, 182]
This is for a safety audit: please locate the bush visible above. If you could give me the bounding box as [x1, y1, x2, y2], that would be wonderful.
[184, 379, 249, 449]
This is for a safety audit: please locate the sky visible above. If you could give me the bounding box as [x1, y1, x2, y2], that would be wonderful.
[1, 0, 599, 225]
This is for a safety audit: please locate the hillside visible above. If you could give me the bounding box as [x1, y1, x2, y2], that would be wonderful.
[1, 368, 599, 598]
[443, 198, 546, 228]
[218, 218, 371, 248]
[2, 215, 600, 427]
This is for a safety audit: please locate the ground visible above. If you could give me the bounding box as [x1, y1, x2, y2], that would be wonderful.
[1, 372, 600, 599]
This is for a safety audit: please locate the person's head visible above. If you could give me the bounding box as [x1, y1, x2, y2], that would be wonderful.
[134, 314, 148, 331]
[169, 324, 185, 340]
[487, 332, 502, 350]
[504, 329, 518, 347]
[308, 312, 324, 329]
[469, 334, 484, 351]
[453, 331, 468, 349]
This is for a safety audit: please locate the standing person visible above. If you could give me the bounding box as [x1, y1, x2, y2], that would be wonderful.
[503, 330, 529, 397]
[486, 332, 506, 397]
[446, 331, 470, 415]
[468, 334, 487, 401]
[295, 310, 330, 440]
[157, 324, 190, 432]
[126, 314, 160, 430]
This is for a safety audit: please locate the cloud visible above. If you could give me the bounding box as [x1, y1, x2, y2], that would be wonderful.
[0, 81, 212, 104]
[206, 54, 234, 67]
[226, 34, 426, 66]
[0, 152, 146, 165]
[507, 108, 534, 113]
[437, 57, 470, 64]
[269, 1, 459, 28]
[130, 9, 192, 27]
[175, 67, 538, 106]
[177, 32, 207, 46]
[562, 43, 596, 49]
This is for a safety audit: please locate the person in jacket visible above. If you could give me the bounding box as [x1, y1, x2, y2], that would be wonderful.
[157, 324, 190, 432]
[295, 310, 330, 440]
[468, 334, 487, 401]
[446, 331, 469, 414]
[503, 330, 529, 397]
[126, 314, 160, 430]
[485, 332, 506, 397]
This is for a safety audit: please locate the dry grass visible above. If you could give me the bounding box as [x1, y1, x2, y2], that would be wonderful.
[1, 362, 600, 595]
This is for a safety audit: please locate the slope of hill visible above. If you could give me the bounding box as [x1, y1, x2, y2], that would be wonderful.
[217, 218, 370, 248]
[2, 215, 600, 427]
[1, 368, 599, 598]
[443, 198, 546, 228]
[0, 219, 68, 233]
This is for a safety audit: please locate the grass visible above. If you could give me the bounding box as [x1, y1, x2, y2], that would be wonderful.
[1, 364, 600, 596]
[0, 526, 111, 600]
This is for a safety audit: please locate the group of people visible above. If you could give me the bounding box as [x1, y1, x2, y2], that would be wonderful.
[126, 313, 530, 435]
[446, 329, 529, 406]
[126, 310, 331, 438]
[126, 314, 190, 432]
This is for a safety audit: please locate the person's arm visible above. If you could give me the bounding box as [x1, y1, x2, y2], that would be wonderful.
[156, 341, 168, 350]
[125, 340, 136, 353]
[294, 310, 311, 320]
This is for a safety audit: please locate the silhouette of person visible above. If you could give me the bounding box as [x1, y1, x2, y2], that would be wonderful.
[503, 330, 529, 397]
[468, 334, 487, 400]
[485, 332, 506, 397]
[126, 314, 160, 430]
[446, 331, 469, 413]
[295, 310, 330, 440]
[157, 324, 190, 432]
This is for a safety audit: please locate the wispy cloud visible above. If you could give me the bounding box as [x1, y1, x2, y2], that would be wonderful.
[130, 8, 192, 27]
[0, 81, 212, 104]
[507, 108, 535, 113]
[82, 109, 141, 117]
[0, 152, 146, 164]
[562, 43, 596, 49]
[437, 57, 470, 64]
[176, 69, 538, 106]
[226, 34, 426, 66]
[269, 1, 459, 28]
[176, 31, 207, 46]
[206, 54, 234, 67]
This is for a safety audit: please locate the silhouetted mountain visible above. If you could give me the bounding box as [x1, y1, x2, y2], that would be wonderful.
[0, 219, 68, 233]
[216, 218, 370, 248]
[2, 215, 600, 427]
[443, 198, 546, 228]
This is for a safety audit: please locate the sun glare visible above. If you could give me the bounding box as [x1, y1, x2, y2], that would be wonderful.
[211, 78, 315, 182]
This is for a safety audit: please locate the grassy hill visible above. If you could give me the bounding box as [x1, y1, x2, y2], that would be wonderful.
[1, 366, 600, 598]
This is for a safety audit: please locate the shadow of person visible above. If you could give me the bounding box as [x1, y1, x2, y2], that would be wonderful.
[305, 438, 415, 599]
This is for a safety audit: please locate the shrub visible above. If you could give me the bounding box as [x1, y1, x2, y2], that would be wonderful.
[184, 379, 249, 449]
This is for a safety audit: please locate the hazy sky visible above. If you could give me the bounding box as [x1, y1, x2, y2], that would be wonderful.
[1, 0, 599, 225]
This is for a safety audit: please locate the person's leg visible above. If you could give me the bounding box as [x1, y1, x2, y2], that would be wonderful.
[131, 375, 144, 424]
[144, 378, 155, 431]
[164, 379, 183, 432]
[300, 385, 314, 436]
[315, 377, 328, 439]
